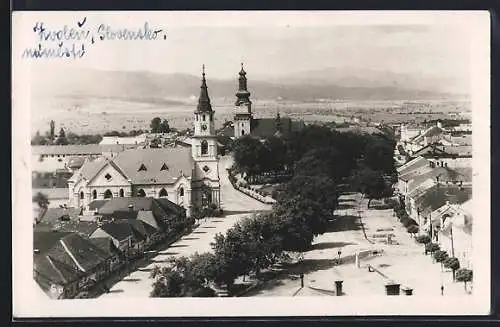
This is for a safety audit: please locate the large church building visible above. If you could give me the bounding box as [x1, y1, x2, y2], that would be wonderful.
[68, 66, 221, 217]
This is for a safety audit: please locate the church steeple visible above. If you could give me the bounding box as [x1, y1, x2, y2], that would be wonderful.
[235, 63, 251, 106]
[197, 65, 213, 113]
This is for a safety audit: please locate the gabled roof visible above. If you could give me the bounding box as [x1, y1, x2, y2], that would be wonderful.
[57, 233, 112, 272]
[397, 156, 429, 175]
[34, 231, 72, 254]
[34, 254, 81, 287]
[112, 148, 192, 184]
[98, 220, 146, 242]
[415, 184, 472, 216]
[88, 237, 120, 257]
[410, 125, 444, 143]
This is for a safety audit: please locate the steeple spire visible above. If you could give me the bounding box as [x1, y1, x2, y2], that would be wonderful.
[235, 63, 251, 106]
[197, 64, 212, 112]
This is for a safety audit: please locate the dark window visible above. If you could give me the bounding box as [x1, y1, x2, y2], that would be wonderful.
[105, 173, 112, 181]
[210, 114, 213, 121]
[104, 189, 113, 199]
[92, 190, 97, 199]
[80, 191, 84, 199]
[241, 130, 245, 135]
[119, 189, 124, 197]
[201, 140, 208, 155]
[137, 189, 146, 197]
[159, 188, 168, 197]
[138, 164, 147, 171]
[203, 165, 210, 173]
[179, 187, 184, 196]
[201, 189, 212, 207]
[161, 163, 169, 171]
[202, 115, 206, 121]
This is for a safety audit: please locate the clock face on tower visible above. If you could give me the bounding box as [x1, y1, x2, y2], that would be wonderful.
[202, 124, 207, 131]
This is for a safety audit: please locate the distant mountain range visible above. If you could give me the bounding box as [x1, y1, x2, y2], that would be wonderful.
[30, 67, 468, 104]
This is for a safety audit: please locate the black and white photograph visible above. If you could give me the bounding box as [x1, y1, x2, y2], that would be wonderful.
[12, 11, 490, 317]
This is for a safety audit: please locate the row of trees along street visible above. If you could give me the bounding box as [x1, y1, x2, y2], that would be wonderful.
[150, 124, 398, 297]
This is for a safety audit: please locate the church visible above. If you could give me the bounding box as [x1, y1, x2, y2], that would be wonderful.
[68, 66, 221, 217]
[222, 64, 305, 139]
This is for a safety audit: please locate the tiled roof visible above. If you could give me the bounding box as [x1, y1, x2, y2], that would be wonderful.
[251, 118, 305, 138]
[416, 185, 472, 216]
[98, 220, 145, 242]
[397, 156, 429, 175]
[88, 237, 119, 257]
[112, 148, 192, 184]
[34, 231, 72, 254]
[406, 166, 471, 192]
[58, 233, 112, 272]
[34, 254, 81, 286]
[442, 145, 473, 156]
[98, 197, 155, 215]
[125, 219, 158, 239]
[68, 157, 107, 182]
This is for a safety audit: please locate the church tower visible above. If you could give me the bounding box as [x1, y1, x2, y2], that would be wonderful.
[233, 63, 253, 138]
[191, 65, 221, 209]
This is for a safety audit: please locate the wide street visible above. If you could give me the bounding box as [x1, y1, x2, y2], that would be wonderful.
[246, 193, 470, 297]
[99, 155, 272, 298]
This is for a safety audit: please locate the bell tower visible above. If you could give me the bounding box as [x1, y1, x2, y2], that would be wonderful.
[234, 63, 253, 138]
[191, 65, 221, 208]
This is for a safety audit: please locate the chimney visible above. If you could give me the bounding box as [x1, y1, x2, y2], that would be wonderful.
[128, 204, 134, 212]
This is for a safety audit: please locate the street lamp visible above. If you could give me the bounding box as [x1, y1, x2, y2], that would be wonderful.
[337, 250, 342, 265]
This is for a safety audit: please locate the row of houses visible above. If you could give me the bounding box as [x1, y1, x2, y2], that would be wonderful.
[33, 197, 189, 299]
[396, 155, 473, 269]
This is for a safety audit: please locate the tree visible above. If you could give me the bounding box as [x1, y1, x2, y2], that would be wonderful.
[159, 119, 171, 133]
[49, 120, 55, 140]
[444, 257, 461, 281]
[433, 250, 449, 263]
[425, 242, 440, 255]
[55, 128, 69, 145]
[456, 268, 473, 292]
[407, 224, 419, 237]
[232, 135, 267, 181]
[416, 234, 431, 244]
[276, 175, 338, 214]
[32, 192, 49, 209]
[363, 134, 396, 175]
[31, 131, 48, 145]
[350, 166, 392, 207]
[150, 117, 162, 133]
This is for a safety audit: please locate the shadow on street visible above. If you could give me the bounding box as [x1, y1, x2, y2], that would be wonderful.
[326, 215, 362, 232]
[310, 241, 356, 251]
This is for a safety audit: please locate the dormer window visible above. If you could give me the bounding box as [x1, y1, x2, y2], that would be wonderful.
[105, 173, 112, 181]
[203, 165, 210, 173]
[138, 164, 147, 172]
[161, 163, 169, 171]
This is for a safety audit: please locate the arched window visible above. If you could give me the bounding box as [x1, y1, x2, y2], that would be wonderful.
[119, 189, 124, 197]
[137, 189, 146, 197]
[241, 130, 245, 135]
[201, 189, 212, 207]
[104, 189, 113, 199]
[202, 115, 206, 121]
[80, 191, 84, 200]
[92, 190, 97, 199]
[159, 188, 168, 197]
[201, 140, 208, 155]
[179, 187, 184, 197]
[241, 123, 244, 127]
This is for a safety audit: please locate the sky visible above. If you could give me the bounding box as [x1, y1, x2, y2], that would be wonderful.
[13, 11, 482, 81]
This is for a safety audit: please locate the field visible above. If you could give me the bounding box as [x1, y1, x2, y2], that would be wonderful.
[30, 95, 471, 136]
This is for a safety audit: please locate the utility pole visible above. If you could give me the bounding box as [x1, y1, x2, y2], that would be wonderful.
[450, 223, 455, 257]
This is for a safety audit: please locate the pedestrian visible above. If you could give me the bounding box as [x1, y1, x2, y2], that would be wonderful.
[440, 285, 444, 296]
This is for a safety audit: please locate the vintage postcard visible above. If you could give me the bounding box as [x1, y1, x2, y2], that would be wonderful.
[12, 11, 490, 317]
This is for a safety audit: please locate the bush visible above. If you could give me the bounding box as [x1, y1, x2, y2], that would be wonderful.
[456, 268, 473, 292]
[425, 242, 440, 253]
[416, 235, 431, 244]
[402, 218, 418, 228]
[433, 250, 449, 263]
[444, 257, 461, 280]
[407, 224, 419, 235]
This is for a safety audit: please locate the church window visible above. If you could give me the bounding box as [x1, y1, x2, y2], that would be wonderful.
[210, 114, 213, 122]
[202, 165, 210, 173]
[161, 163, 169, 171]
[241, 123, 244, 127]
[202, 115, 206, 122]
[80, 191, 84, 200]
[105, 173, 112, 181]
[241, 130, 245, 135]
[179, 187, 184, 196]
[137, 189, 146, 197]
[159, 188, 168, 197]
[119, 189, 124, 197]
[201, 140, 208, 155]
[92, 190, 97, 199]
[104, 189, 113, 199]
[138, 164, 147, 171]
